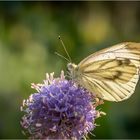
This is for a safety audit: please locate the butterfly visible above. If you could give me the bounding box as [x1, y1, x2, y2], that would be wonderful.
[66, 42, 140, 102]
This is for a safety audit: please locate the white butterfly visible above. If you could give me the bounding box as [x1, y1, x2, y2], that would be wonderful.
[67, 42, 140, 102]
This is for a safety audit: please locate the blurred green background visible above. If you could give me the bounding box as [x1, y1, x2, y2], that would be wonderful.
[0, 1, 140, 139]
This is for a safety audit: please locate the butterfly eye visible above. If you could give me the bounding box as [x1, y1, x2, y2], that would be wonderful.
[67, 63, 78, 71]
[67, 63, 73, 71]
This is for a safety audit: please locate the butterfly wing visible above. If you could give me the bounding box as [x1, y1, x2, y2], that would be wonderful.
[77, 42, 140, 102]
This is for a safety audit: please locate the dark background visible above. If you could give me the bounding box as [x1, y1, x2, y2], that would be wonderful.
[0, 1, 140, 139]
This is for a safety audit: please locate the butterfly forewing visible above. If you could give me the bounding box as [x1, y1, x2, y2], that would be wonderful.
[77, 42, 140, 102]
[84, 59, 137, 84]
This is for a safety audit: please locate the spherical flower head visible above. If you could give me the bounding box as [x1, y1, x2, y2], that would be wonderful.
[21, 71, 100, 139]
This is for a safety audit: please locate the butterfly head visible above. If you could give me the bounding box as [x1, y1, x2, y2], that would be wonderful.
[67, 63, 78, 80]
[67, 63, 77, 70]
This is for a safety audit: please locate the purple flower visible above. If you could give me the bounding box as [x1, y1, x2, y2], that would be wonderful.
[21, 71, 101, 139]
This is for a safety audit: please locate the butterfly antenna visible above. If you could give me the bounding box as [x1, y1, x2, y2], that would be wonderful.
[55, 52, 70, 62]
[58, 36, 72, 62]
